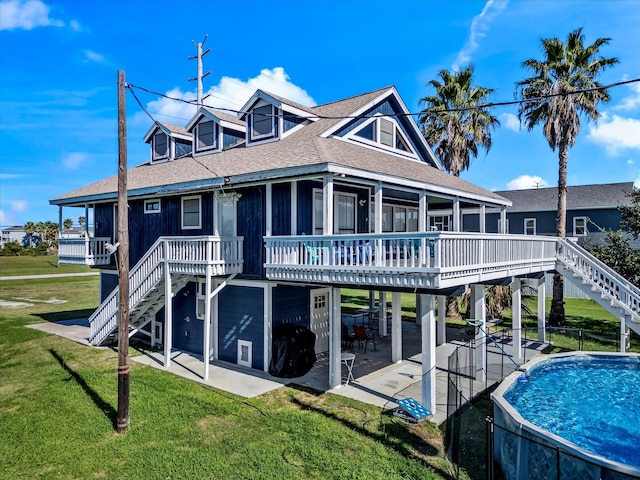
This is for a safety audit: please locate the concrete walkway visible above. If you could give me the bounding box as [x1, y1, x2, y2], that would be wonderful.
[28, 317, 546, 426]
[0, 272, 99, 281]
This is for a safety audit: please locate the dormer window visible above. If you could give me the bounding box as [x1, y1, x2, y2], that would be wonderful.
[153, 132, 168, 160]
[351, 116, 414, 155]
[196, 120, 219, 152]
[250, 104, 277, 141]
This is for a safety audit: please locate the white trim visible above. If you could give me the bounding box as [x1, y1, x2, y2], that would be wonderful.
[237, 339, 252, 368]
[524, 218, 536, 235]
[250, 103, 276, 141]
[344, 114, 418, 159]
[194, 119, 219, 154]
[573, 216, 588, 236]
[313, 188, 358, 235]
[144, 199, 161, 214]
[181, 195, 202, 230]
[152, 131, 169, 161]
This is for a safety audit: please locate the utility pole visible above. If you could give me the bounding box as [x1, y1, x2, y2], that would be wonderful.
[116, 69, 130, 433]
[189, 35, 211, 106]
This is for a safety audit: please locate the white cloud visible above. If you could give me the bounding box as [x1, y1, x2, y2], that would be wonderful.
[82, 49, 107, 64]
[0, 209, 17, 226]
[10, 200, 27, 212]
[500, 113, 520, 132]
[452, 0, 509, 71]
[140, 67, 316, 124]
[628, 159, 635, 165]
[506, 175, 548, 190]
[613, 80, 640, 112]
[62, 152, 89, 169]
[586, 113, 640, 155]
[0, 0, 63, 30]
[0, 173, 26, 179]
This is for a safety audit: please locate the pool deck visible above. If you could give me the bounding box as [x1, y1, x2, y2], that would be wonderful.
[29, 318, 547, 425]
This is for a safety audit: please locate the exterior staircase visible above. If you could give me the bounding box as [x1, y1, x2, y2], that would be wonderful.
[555, 238, 640, 337]
[88, 235, 243, 346]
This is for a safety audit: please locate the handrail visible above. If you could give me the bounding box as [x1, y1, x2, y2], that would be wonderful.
[88, 235, 244, 345]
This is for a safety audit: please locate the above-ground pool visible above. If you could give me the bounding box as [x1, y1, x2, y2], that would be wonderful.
[492, 352, 640, 480]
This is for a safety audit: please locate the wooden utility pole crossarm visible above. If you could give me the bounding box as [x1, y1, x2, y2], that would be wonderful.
[117, 70, 130, 433]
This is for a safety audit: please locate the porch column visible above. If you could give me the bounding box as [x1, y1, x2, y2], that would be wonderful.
[437, 295, 447, 345]
[500, 206, 507, 234]
[329, 287, 342, 389]
[265, 182, 272, 237]
[323, 175, 334, 235]
[374, 182, 383, 267]
[212, 281, 219, 360]
[378, 291, 388, 337]
[391, 291, 402, 363]
[203, 244, 212, 380]
[470, 284, 486, 383]
[369, 290, 375, 309]
[419, 191, 428, 266]
[213, 192, 220, 236]
[58, 206, 63, 238]
[511, 277, 522, 360]
[453, 197, 461, 232]
[163, 241, 173, 369]
[84, 204, 89, 236]
[290, 181, 297, 235]
[479, 202, 486, 233]
[418, 293, 436, 414]
[537, 276, 546, 342]
[264, 284, 272, 372]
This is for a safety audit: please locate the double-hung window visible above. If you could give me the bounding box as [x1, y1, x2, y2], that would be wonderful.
[312, 190, 357, 235]
[196, 120, 217, 152]
[573, 217, 587, 236]
[153, 133, 168, 161]
[182, 196, 201, 230]
[524, 218, 536, 235]
[251, 105, 276, 140]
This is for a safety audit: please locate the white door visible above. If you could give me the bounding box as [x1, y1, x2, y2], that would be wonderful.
[310, 289, 330, 353]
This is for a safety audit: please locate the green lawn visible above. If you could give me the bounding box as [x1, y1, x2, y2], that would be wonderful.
[0, 255, 94, 276]
[0, 276, 456, 480]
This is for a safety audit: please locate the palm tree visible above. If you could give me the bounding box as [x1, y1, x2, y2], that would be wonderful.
[63, 218, 73, 237]
[418, 65, 500, 176]
[24, 221, 35, 247]
[516, 28, 618, 326]
[78, 216, 86, 237]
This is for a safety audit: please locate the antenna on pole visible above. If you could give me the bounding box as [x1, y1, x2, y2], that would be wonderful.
[188, 34, 211, 107]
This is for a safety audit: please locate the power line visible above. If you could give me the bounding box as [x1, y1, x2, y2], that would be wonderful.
[127, 77, 640, 120]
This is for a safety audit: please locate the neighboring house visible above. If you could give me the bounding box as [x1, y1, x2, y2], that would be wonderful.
[50, 86, 638, 413]
[481, 182, 634, 243]
[0, 225, 27, 247]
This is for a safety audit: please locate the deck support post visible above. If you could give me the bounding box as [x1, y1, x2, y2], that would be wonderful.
[329, 286, 342, 389]
[418, 294, 436, 414]
[511, 277, 522, 360]
[437, 295, 446, 345]
[537, 276, 546, 342]
[163, 241, 173, 369]
[621, 316, 629, 353]
[203, 242, 212, 380]
[378, 291, 387, 337]
[470, 284, 486, 383]
[290, 181, 297, 235]
[453, 197, 460, 232]
[391, 291, 402, 363]
[479, 202, 486, 233]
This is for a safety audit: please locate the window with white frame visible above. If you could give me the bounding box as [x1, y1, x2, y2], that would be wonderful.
[524, 218, 536, 235]
[144, 199, 161, 214]
[182, 196, 201, 229]
[352, 116, 413, 154]
[573, 217, 587, 236]
[251, 104, 276, 140]
[153, 132, 168, 160]
[497, 218, 509, 234]
[312, 190, 357, 235]
[407, 208, 418, 232]
[196, 120, 218, 152]
[219, 196, 237, 237]
[382, 205, 393, 232]
[394, 206, 406, 232]
[430, 215, 451, 231]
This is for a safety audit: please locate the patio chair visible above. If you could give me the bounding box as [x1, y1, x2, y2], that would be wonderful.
[342, 323, 356, 351]
[353, 325, 376, 353]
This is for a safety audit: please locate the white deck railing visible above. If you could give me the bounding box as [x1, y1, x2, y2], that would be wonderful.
[89, 235, 243, 345]
[58, 236, 111, 266]
[556, 237, 640, 322]
[265, 232, 558, 288]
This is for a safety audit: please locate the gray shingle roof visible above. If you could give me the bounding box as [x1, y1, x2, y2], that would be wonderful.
[51, 87, 508, 206]
[495, 182, 635, 212]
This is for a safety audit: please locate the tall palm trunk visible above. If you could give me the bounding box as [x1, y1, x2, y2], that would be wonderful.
[549, 143, 569, 326]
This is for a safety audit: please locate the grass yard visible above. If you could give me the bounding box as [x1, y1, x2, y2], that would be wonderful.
[0, 276, 459, 479]
[0, 255, 94, 276]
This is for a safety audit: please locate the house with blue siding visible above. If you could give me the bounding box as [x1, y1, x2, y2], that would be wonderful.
[50, 86, 640, 414]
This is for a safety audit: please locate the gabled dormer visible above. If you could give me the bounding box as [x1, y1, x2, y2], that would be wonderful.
[320, 87, 444, 170]
[144, 122, 192, 163]
[186, 107, 246, 156]
[238, 90, 315, 146]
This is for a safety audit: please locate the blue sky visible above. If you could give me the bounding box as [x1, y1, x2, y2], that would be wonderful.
[1, 0, 639, 227]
